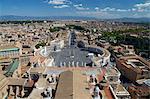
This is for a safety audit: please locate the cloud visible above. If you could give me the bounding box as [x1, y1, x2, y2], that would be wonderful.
[97, 7, 130, 12]
[45, 0, 149, 18]
[134, 2, 150, 9]
[74, 4, 82, 7]
[100, 7, 116, 11]
[116, 9, 129, 12]
[48, 0, 71, 5]
[74, 4, 89, 10]
[77, 11, 108, 16]
[93, 2, 150, 13]
[76, 9, 149, 19]
[76, 11, 120, 19]
[131, 8, 136, 11]
[95, 7, 99, 10]
[53, 4, 69, 8]
[134, 2, 150, 12]
[47, 0, 71, 9]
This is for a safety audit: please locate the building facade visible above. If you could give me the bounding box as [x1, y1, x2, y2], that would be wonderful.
[0, 45, 20, 58]
[116, 55, 150, 82]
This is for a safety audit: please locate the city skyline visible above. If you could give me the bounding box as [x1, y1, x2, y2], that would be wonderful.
[0, 9, 150, 98]
[1, 0, 150, 19]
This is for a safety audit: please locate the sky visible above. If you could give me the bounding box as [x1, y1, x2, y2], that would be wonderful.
[0, 0, 150, 19]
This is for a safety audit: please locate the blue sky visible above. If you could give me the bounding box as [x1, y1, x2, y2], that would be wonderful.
[0, 0, 150, 18]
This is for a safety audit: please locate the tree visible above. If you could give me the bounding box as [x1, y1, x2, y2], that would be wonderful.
[35, 42, 46, 49]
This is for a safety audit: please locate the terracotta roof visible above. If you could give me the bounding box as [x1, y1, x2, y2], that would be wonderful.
[8, 78, 26, 86]
[30, 67, 46, 74]
[0, 75, 9, 91]
[55, 70, 92, 99]
[55, 71, 73, 99]
[129, 86, 150, 96]
[119, 55, 150, 73]
[73, 70, 92, 99]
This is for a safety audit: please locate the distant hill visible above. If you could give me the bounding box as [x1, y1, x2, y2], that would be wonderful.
[0, 15, 96, 21]
[0, 15, 150, 23]
[107, 17, 150, 23]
